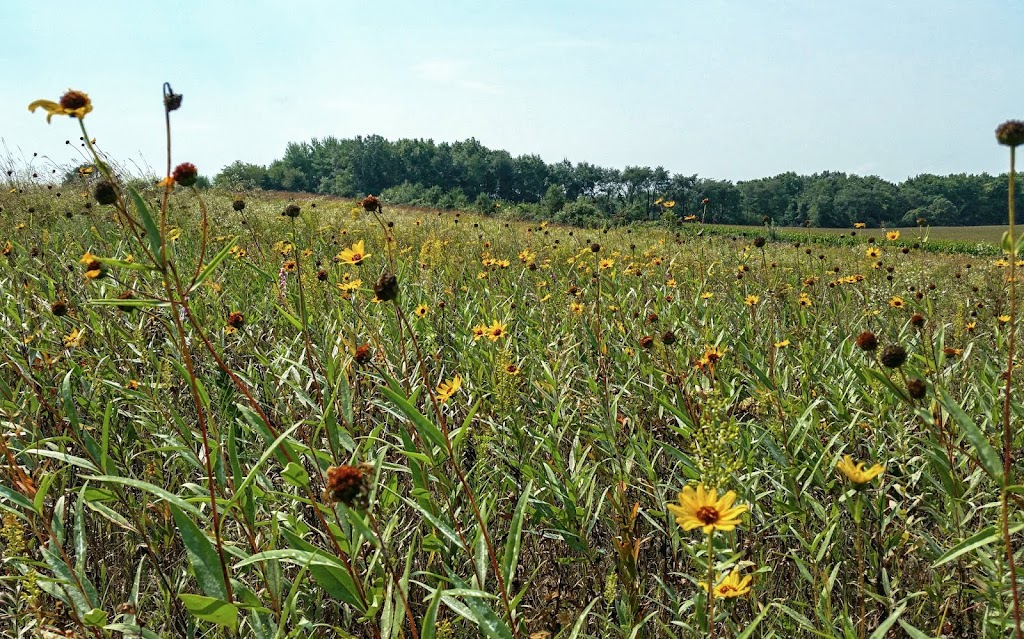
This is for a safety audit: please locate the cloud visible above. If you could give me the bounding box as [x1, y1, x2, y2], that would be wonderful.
[413, 58, 504, 95]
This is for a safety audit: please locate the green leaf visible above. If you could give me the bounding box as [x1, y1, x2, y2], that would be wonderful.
[937, 389, 1004, 484]
[179, 594, 238, 631]
[897, 618, 936, 639]
[380, 384, 448, 453]
[128, 186, 164, 268]
[868, 603, 906, 639]
[933, 525, 1001, 568]
[281, 461, 310, 488]
[191, 236, 239, 291]
[501, 481, 531, 591]
[170, 504, 229, 600]
[86, 476, 201, 517]
[83, 608, 108, 627]
[420, 587, 443, 639]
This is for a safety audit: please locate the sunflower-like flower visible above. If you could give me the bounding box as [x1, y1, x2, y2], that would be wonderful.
[414, 303, 429, 318]
[886, 230, 900, 241]
[667, 485, 747, 535]
[486, 320, 507, 341]
[29, 90, 93, 123]
[701, 569, 753, 598]
[336, 240, 370, 265]
[835, 455, 885, 484]
[435, 375, 462, 403]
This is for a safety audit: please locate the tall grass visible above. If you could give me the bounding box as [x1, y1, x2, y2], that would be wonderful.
[0, 89, 1022, 638]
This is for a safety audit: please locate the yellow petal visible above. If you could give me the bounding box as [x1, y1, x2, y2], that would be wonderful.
[27, 99, 60, 113]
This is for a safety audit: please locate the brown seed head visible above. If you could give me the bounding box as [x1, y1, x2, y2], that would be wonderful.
[283, 204, 301, 218]
[360, 195, 381, 212]
[324, 465, 369, 507]
[172, 163, 199, 187]
[996, 120, 1024, 147]
[374, 272, 399, 302]
[855, 331, 878, 352]
[907, 378, 927, 399]
[354, 344, 372, 365]
[232, 199, 246, 212]
[227, 311, 245, 328]
[94, 180, 118, 205]
[880, 344, 907, 368]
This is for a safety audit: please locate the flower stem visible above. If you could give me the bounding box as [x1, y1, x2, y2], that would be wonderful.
[1003, 145, 1023, 639]
[707, 532, 716, 639]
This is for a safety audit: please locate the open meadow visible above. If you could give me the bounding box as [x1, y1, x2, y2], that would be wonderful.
[2, 167, 1024, 638]
[3, 83, 1024, 639]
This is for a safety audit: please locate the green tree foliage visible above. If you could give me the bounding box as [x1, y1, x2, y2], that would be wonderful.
[215, 135, 1024, 227]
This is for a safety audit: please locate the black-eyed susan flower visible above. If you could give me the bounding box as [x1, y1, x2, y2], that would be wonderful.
[888, 296, 905, 309]
[836, 455, 885, 484]
[486, 320, 507, 341]
[29, 90, 93, 123]
[702, 569, 753, 598]
[667, 485, 747, 535]
[80, 251, 106, 280]
[471, 323, 487, 340]
[854, 222, 866, 229]
[414, 304, 429, 319]
[865, 247, 881, 259]
[886, 230, 900, 241]
[774, 339, 790, 348]
[63, 328, 85, 348]
[744, 294, 760, 307]
[336, 240, 370, 265]
[436, 375, 462, 403]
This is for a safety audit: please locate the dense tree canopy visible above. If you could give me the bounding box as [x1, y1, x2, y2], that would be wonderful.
[215, 135, 1020, 227]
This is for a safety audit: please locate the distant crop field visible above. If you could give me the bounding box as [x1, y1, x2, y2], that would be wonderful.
[708, 223, 1010, 244]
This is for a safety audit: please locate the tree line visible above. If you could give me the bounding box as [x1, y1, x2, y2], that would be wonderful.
[214, 135, 1019, 227]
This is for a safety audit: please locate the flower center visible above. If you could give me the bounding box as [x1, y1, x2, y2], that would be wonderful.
[352, 253, 361, 261]
[696, 506, 719, 525]
[60, 91, 89, 110]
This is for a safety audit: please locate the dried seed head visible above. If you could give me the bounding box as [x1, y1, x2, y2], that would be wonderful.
[374, 272, 399, 302]
[360, 195, 381, 212]
[996, 120, 1024, 147]
[880, 344, 907, 368]
[94, 180, 118, 205]
[906, 378, 927, 399]
[172, 163, 198, 187]
[855, 331, 878, 352]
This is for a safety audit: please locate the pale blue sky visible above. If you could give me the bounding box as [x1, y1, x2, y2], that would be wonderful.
[3, 1, 1021, 182]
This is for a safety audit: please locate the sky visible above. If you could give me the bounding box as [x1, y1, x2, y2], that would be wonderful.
[2, 1, 1022, 184]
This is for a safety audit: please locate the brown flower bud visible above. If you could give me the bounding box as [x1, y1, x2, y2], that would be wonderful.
[374, 272, 399, 302]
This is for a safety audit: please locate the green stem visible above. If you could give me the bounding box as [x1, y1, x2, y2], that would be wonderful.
[1003, 145, 1023, 639]
[707, 532, 716, 639]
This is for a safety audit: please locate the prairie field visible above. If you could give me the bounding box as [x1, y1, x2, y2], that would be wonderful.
[1, 180, 1023, 639]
